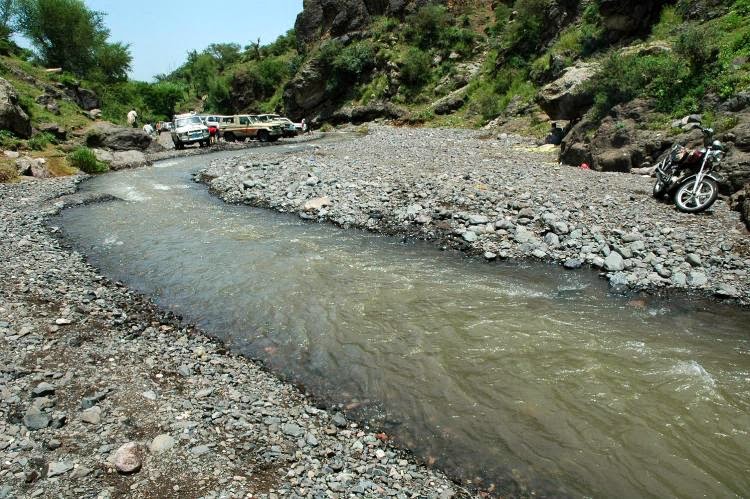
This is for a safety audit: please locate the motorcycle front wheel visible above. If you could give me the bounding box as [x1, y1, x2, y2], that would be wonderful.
[673, 177, 718, 213]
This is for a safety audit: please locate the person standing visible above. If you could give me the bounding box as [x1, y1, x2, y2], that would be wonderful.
[127, 109, 138, 128]
[143, 123, 154, 136]
[301, 118, 308, 134]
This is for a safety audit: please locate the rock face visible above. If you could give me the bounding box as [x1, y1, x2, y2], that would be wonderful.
[294, 0, 439, 51]
[536, 63, 598, 121]
[0, 78, 32, 138]
[86, 123, 153, 151]
[598, 0, 670, 39]
[283, 59, 330, 121]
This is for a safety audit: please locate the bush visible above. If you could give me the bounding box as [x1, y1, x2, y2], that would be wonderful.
[27, 132, 56, 151]
[0, 162, 18, 183]
[0, 130, 21, 150]
[400, 47, 431, 87]
[675, 25, 717, 68]
[68, 147, 108, 173]
[589, 51, 691, 117]
[319, 123, 333, 132]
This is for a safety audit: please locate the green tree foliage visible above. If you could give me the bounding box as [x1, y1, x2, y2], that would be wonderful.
[14, 0, 131, 81]
[143, 82, 185, 118]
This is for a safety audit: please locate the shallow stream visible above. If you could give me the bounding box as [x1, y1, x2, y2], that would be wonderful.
[57, 144, 750, 497]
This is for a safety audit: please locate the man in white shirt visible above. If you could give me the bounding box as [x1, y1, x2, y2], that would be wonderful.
[127, 109, 138, 128]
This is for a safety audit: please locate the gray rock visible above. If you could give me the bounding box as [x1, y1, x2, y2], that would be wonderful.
[563, 258, 582, 269]
[331, 412, 347, 428]
[149, 434, 176, 454]
[687, 271, 708, 287]
[32, 382, 55, 397]
[608, 272, 630, 291]
[81, 390, 108, 409]
[468, 214, 489, 225]
[483, 251, 497, 260]
[544, 232, 560, 246]
[282, 423, 304, 438]
[462, 231, 478, 242]
[23, 407, 50, 430]
[715, 283, 739, 298]
[81, 406, 102, 425]
[190, 444, 211, 456]
[671, 272, 687, 286]
[0, 77, 32, 138]
[686, 253, 702, 267]
[47, 461, 74, 477]
[604, 252, 625, 272]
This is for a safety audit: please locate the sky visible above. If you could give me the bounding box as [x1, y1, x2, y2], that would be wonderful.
[82, 0, 304, 82]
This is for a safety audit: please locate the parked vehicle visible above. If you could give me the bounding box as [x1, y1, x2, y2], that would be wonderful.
[218, 115, 283, 142]
[653, 127, 725, 213]
[199, 115, 222, 142]
[255, 114, 298, 138]
[171, 114, 211, 149]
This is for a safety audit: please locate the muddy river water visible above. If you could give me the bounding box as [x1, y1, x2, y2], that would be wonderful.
[56, 144, 750, 497]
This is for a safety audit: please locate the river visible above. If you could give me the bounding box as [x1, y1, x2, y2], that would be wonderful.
[56, 143, 750, 497]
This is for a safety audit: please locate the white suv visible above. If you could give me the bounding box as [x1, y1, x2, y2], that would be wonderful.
[171, 114, 211, 149]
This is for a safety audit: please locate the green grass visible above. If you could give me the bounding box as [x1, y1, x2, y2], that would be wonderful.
[68, 147, 108, 174]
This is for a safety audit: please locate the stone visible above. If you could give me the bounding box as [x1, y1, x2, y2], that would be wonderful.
[714, 283, 739, 298]
[563, 258, 582, 269]
[604, 252, 625, 272]
[303, 196, 332, 212]
[149, 434, 176, 454]
[544, 232, 560, 246]
[467, 214, 489, 225]
[686, 253, 702, 267]
[282, 423, 304, 438]
[671, 272, 687, 286]
[47, 461, 74, 477]
[483, 251, 497, 260]
[81, 390, 108, 409]
[81, 406, 102, 425]
[686, 271, 708, 287]
[23, 407, 50, 430]
[331, 412, 347, 428]
[31, 382, 55, 397]
[86, 122, 153, 151]
[190, 444, 211, 456]
[608, 271, 630, 291]
[462, 231, 477, 242]
[113, 442, 142, 474]
[142, 390, 157, 401]
[0, 77, 32, 138]
[536, 63, 599, 120]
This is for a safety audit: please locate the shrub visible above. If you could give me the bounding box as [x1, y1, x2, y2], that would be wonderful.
[399, 47, 431, 87]
[589, 51, 690, 117]
[0, 162, 18, 183]
[27, 132, 56, 151]
[675, 25, 717, 68]
[319, 123, 333, 132]
[67, 147, 108, 173]
[0, 130, 21, 150]
[651, 6, 683, 39]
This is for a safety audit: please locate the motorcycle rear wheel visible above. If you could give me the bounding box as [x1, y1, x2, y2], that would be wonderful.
[673, 177, 718, 213]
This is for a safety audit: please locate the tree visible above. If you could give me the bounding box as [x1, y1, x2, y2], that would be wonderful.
[0, 0, 15, 39]
[205, 42, 241, 70]
[14, 0, 131, 81]
[143, 81, 184, 119]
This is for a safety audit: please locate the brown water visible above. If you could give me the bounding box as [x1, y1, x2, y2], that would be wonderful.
[56, 145, 750, 497]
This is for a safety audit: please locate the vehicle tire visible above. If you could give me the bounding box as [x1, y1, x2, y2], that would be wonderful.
[174, 140, 183, 150]
[258, 130, 269, 143]
[673, 177, 718, 213]
[269, 136, 279, 143]
[224, 132, 235, 142]
[653, 178, 668, 198]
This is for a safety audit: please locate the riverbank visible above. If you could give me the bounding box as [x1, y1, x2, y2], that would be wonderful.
[0, 174, 466, 497]
[199, 125, 750, 303]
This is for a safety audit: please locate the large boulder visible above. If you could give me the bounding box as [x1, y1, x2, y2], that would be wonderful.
[536, 62, 598, 121]
[283, 59, 331, 120]
[86, 123, 153, 151]
[0, 78, 32, 138]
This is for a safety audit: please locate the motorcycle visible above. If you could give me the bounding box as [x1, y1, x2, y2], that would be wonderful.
[653, 127, 725, 213]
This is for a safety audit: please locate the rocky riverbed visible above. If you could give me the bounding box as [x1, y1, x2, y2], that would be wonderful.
[0, 175, 465, 497]
[199, 125, 750, 303]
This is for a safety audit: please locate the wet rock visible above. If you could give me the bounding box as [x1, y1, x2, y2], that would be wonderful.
[563, 258, 582, 269]
[604, 252, 625, 272]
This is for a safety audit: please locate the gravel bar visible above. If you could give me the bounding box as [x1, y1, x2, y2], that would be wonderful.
[199, 125, 750, 303]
